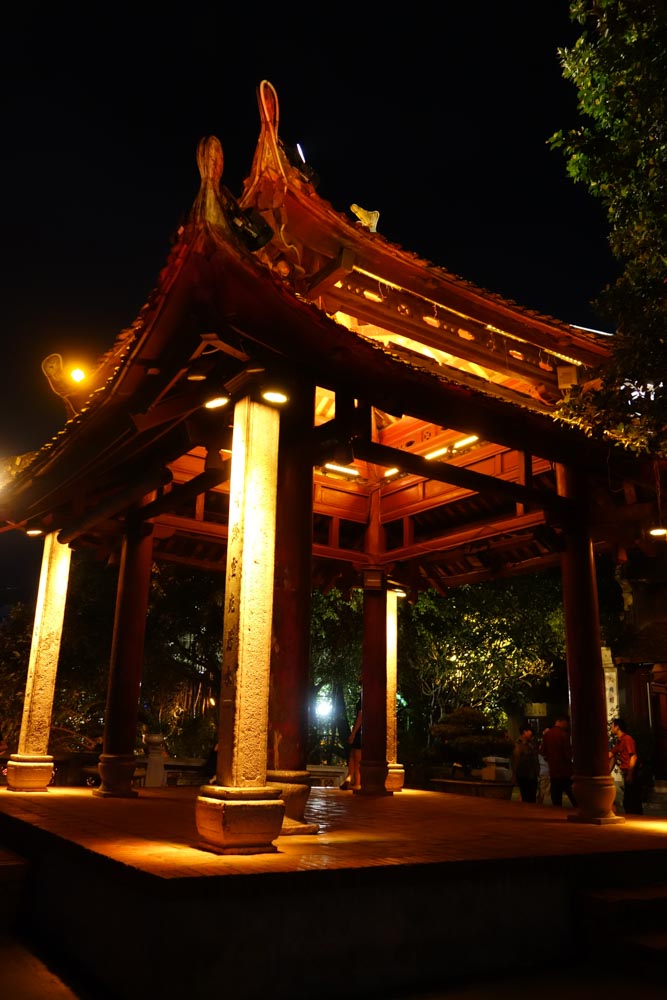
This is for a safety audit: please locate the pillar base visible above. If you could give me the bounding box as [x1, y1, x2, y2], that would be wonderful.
[6, 754, 54, 792]
[386, 763, 405, 792]
[266, 770, 319, 834]
[196, 785, 285, 854]
[357, 759, 393, 796]
[568, 773, 625, 825]
[93, 754, 139, 799]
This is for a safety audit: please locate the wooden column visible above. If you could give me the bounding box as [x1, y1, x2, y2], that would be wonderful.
[556, 463, 621, 824]
[385, 589, 405, 791]
[265, 383, 316, 830]
[95, 518, 154, 798]
[196, 395, 284, 853]
[7, 532, 72, 791]
[359, 486, 391, 796]
[359, 573, 391, 795]
[268, 382, 314, 773]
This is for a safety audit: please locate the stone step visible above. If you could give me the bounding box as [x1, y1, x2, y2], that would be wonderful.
[577, 883, 667, 975]
[628, 928, 667, 954]
[0, 846, 29, 931]
[579, 884, 667, 924]
[622, 929, 667, 978]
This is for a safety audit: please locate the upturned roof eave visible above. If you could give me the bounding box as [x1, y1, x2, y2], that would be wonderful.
[240, 80, 611, 371]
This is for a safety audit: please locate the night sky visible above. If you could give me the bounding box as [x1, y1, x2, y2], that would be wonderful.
[1, 4, 616, 598]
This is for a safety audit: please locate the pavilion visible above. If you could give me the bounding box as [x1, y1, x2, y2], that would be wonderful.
[1, 80, 666, 853]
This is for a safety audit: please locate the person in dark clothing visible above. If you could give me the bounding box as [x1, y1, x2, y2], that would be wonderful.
[340, 697, 362, 791]
[609, 718, 642, 815]
[511, 724, 539, 802]
[540, 715, 577, 807]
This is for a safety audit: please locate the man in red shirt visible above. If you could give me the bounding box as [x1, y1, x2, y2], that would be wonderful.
[540, 714, 577, 808]
[609, 717, 642, 815]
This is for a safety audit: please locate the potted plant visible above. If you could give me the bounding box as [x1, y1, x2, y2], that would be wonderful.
[430, 707, 514, 779]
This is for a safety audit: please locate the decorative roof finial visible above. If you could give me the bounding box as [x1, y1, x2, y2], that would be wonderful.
[350, 204, 379, 233]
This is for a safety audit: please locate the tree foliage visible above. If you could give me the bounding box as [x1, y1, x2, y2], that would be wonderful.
[0, 553, 625, 767]
[140, 561, 223, 756]
[0, 601, 35, 748]
[309, 587, 363, 763]
[430, 707, 515, 772]
[550, 1, 667, 455]
[51, 550, 116, 744]
[398, 574, 566, 740]
[0, 553, 224, 758]
[307, 573, 573, 766]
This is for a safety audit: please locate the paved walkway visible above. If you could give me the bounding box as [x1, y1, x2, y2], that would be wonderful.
[1, 784, 667, 999]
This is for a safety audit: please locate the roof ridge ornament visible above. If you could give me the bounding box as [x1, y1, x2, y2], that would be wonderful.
[350, 203, 380, 233]
[194, 136, 272, 251]
[242, 80, 289, 208]
[194, 135, 226, 226]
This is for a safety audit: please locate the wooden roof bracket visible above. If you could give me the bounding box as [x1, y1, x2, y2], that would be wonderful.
[136, 463, 231, 523]
[306, 246, 356, 295]
[57, 466, 173, 545]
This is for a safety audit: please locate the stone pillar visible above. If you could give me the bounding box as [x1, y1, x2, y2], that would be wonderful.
[196, 395, 285, 853]
[385, 589, 405, 791]
[358, 572, 391, 795]
[95, 520, 154, 798]
[7, 532, 72, 791]
[556, 463, 622, 824]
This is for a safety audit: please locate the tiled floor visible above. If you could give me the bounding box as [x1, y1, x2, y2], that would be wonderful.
[2, 784, 667, 1000]
[1, 783, 666, 878]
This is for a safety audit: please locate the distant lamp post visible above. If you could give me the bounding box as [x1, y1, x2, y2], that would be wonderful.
[41, 354, 89, 418]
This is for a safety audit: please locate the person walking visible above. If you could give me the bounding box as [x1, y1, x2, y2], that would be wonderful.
[511, 724, 539, 802]
[540, 714, 577, 808]
[609, 717, 643, 815]
[340, 695, 362, 791]
[536, 745, 550, 804]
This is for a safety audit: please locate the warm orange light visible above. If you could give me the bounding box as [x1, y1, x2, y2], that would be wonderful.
[324, 463, 360, 477]
[453, 434, 479, 449]
[261, 389, 288, 405]
[204, 395, 230, 410]
[70, 367, 86, 383]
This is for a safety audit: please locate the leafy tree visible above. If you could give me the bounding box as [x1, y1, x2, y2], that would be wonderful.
[429, 707, 515, 774]
[550, 1, 667, 455]
[0, 550, 116, 753]
[50, 549, 116, 746]
[0, 553, 224, 759]
[398, 573, 567, 742]
[0, 552, 626, 768]
[0, 601, 35, 749]
[140, 561, 224, 756]
[309, 587, 363, 763]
